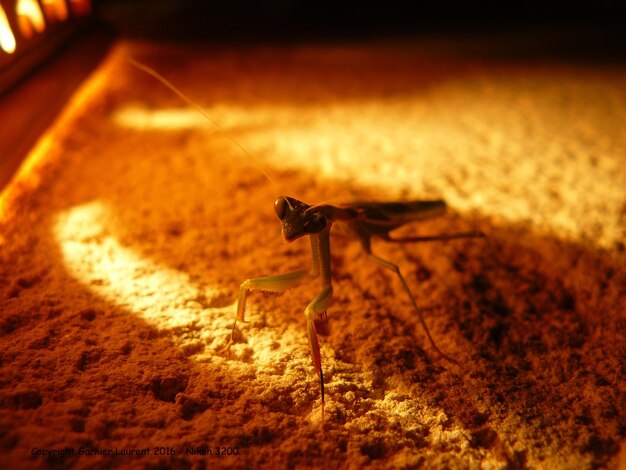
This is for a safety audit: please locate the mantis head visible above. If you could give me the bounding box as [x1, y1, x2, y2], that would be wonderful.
[274, 196, 328, 242]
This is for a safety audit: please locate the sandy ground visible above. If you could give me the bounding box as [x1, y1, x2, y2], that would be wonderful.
[0, 39, 625, 469]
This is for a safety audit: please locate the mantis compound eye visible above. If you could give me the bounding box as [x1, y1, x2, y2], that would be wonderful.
[274, 197, 288, 220]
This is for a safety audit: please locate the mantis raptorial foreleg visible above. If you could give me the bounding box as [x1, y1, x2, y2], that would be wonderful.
[304, 284, 333, 403]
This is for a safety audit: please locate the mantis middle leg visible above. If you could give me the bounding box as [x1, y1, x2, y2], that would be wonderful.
[223, 269, 310, 350]
[224, 228, 334, 405]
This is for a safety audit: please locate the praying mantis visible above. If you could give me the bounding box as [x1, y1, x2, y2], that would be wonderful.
[130, 58, 487, 411]
[225, 196, 485, 405]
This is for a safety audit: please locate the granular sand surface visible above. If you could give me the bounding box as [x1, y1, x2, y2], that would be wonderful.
[0, 40, 625, 469]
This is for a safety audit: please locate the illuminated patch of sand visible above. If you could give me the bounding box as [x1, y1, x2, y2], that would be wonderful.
[112, 71, 626, 250]
[54, 201, 225, 329]
[113, 105, 212, 130]
[53, 201, 326, 381]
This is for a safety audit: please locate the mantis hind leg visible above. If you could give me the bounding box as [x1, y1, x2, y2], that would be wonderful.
[382, 230, 510, 277]
[384, 230, 521, 291]
[382, 231, 486, 243]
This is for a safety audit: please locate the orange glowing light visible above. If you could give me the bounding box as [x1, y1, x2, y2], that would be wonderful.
[41, 0, 68, 22]
[16, 0, 46, 39]
[68, 0, 90, 16]
[0, 5, 16, 53]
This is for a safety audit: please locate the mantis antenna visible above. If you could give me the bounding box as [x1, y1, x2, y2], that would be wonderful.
[127, 57, 278, 187]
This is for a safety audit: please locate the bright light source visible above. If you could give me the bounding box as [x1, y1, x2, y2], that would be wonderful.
[16, 0, 46, 39]
[41, 0, 68, 22]
[0, 5, 16, 53]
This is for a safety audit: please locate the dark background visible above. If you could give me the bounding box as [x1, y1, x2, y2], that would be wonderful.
[1, 0, 625, 190]
[96, 1, 625, 51]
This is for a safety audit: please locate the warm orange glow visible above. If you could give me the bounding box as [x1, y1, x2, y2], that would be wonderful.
[113, 77, 624, 250]
[52, 200, 295, 365]
[113, 105, 212, 130]
[54, 201, 222, 329]
[0, 39, 622, 467]
[41, 0, 68, 22]
[16, 0, 46, 39]
[68, 0, 90, 16]
[0, 5, 16, 53]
